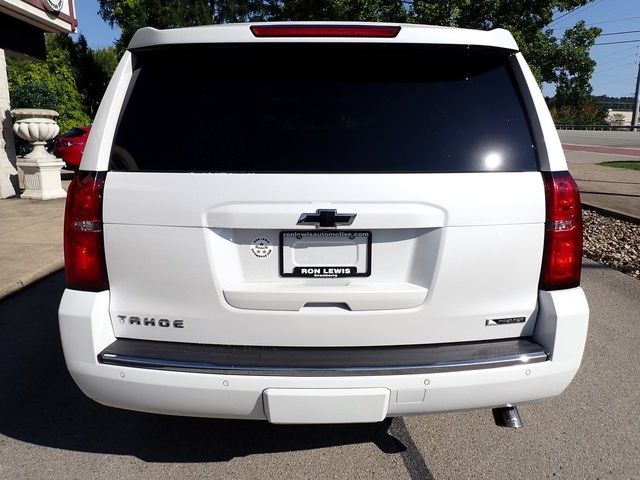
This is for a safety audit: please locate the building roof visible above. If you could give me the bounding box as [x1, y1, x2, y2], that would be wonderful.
[0, 0, 77, 33]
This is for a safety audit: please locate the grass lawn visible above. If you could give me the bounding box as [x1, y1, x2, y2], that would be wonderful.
[598, 161, 640, 170]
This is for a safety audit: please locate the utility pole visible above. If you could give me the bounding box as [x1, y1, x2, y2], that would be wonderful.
[632, 61, 640, 132]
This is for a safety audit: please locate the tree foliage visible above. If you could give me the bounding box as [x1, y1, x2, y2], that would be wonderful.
[97, 0, 605, 121]
[551, 21, 601, 106]
[50, 34, 119, 116]
[594, 95, 634, 110]
[264, 0, 409, 23]
[100, 0, 217, 50]
[7, 33, 119, 131]
[549, 97, 608, 125]
[7, 36, 91, 132]
[10, 81, 58, 110]
[93, 46, 119, 79]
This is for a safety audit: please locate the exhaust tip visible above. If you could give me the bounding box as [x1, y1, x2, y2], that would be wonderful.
[492, 405, 523, 429]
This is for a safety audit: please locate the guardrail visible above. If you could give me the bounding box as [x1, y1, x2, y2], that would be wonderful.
[556, 124, 639, 132]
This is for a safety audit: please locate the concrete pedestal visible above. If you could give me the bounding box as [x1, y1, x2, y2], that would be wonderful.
[17, 156, 66, 200]
[12, 108, 66, 200]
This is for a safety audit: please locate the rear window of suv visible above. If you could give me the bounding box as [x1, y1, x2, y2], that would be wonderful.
[112, 44, 537, 173]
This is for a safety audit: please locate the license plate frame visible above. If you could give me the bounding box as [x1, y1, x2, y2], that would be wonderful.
[279, 230, 372, 278]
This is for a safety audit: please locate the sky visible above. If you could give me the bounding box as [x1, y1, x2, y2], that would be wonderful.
[544, 0, 640, 99]
[73, 0, 640, 99]
[71, 0, 120, 49]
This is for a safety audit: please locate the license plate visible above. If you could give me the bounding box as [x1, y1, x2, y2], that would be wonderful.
[279, 231, 371, 278]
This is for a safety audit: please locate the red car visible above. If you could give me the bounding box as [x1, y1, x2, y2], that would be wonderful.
[53, 126, 90, 171]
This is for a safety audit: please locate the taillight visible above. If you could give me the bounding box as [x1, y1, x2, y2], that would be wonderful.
[63, 171, 109, 291]
[540, 171, 583, 290]
[250, 25, 401, 38]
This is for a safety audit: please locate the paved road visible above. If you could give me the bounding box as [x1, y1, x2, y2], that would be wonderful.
[558, 130, 640, 149]
[558, 130, 640, 220]
[1, 264, 639, 479]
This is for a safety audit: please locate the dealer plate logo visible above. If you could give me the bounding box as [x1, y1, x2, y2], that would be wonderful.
[251, 237, 272, 258]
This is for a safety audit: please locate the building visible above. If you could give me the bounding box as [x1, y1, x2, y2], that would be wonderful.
[606, 109, 633, 127]
[0, 0, 77, 198]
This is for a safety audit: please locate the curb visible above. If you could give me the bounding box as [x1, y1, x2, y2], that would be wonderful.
[0, 259, 64, 301]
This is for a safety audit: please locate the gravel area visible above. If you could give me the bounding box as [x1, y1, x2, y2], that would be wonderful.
[583, 209, 640, 280]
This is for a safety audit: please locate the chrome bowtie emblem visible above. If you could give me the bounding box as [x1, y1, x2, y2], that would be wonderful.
[297, 209, 356, 228]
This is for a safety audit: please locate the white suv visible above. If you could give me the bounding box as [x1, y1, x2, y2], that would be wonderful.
[58, 22, 589, 426]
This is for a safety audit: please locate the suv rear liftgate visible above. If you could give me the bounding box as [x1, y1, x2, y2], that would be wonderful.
[102, 43, 546, 347]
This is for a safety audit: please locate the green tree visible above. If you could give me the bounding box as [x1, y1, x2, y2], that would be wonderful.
[10, 82, 58, 110]
[98, 0, 264, 51]
[50, 34, 119, 116]
[7, 35, 91, 132]
[410, 2, 602, 112]
[93, 46, 119, 79]
[264, 0, 409, 22]
[549, 97, 608, 125]
[552, 21, 600, 106]
[99, 0, 407, 48]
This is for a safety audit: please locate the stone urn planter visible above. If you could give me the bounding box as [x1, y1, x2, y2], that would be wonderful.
[12, 108, 66, 200]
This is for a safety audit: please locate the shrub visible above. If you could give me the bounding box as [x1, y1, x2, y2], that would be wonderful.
[10, 81, 59, 110]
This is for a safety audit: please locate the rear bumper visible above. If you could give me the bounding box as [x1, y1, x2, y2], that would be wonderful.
[58, 288, 588, 423]
[98, 337, 548, 376]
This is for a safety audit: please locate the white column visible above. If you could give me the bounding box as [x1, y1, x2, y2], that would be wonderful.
[0, 49, 18, 198]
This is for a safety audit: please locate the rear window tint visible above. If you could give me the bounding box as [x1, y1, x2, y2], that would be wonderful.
[111, 44, 537, 173]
